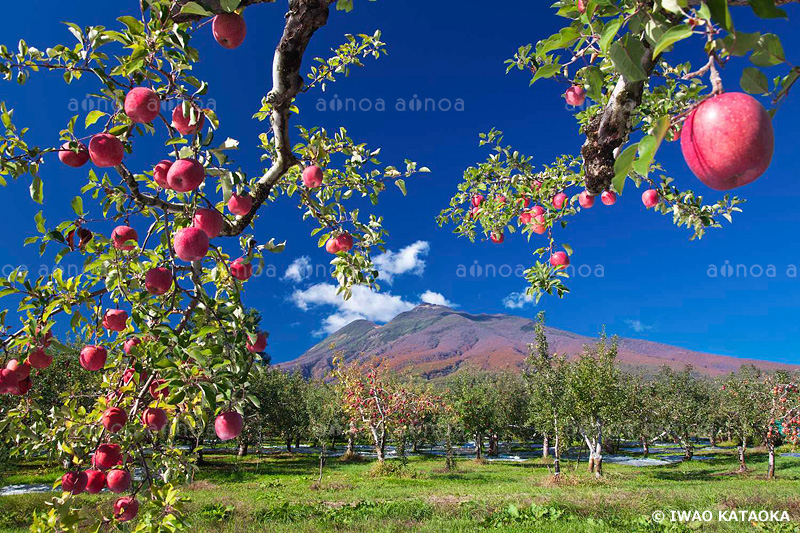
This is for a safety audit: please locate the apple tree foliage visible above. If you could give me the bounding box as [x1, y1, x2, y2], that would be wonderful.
[438, 0, 799, 302]
[0, 0, 425, 530]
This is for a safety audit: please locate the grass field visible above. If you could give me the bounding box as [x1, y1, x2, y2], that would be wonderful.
[1, 446, 799, 532]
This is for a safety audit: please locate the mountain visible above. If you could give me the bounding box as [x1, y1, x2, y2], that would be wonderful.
[279, 304, 798, 379]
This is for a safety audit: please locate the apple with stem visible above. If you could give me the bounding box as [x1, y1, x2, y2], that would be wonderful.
[681, 92, 774, 191]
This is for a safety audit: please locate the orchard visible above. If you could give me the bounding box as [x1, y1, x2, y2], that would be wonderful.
[0, 0, 797, 531]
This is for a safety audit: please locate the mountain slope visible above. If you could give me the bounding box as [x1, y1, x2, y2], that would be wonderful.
[280, 304, 797, 378]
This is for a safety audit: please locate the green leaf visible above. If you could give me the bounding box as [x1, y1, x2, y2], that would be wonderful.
[117, 16, 145, 35]
[613, 143, 639, 194]
[659, 0, 687, 13]
[532, 63, 561, 83]
[34, 211, 45, 233]
[653, 24, 693, 58]
[179, 2, 214, 16]
[751, 34, 785, 67]
[722, 31, 761, 56]
[29, 176, 43, 204]
[220, 0, 241, 12]
[599, 18, 623, 54]
[85, 110, 106, 128]
[708, 0, 734, 31]
[740, 67, 769, 94]
[395, 179, 407, 196]
[633, 135, 658, 177]
[70, 196, 83, 216]
[336, 0, 354, 12]
[609, 38, 648, 82]
[748, 0, 787, 19]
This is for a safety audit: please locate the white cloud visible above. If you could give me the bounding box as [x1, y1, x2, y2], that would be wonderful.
[625, 319, 654, 333]
[291, 283, 416, 334]
[283, 256, 312, 283]
[502, 291, 535, 310]
[420, 291, 456, 308]
[373, 241, 430, 284]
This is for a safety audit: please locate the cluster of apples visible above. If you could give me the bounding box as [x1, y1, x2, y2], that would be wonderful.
[60, 443, 138, 521]
[0, 330, 53, 396]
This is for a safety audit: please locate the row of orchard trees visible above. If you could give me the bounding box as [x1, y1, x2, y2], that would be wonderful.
[4, 330, 798, 486]
[324, 313, 799, 481]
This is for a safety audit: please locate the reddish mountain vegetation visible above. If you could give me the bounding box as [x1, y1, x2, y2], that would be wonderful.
[280, 305, 797, 379]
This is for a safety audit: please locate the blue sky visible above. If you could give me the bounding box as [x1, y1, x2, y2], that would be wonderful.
[0, 1, 798, 365]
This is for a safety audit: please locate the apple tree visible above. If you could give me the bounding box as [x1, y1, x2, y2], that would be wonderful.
[0, 0, 424, 529]
[438, 0, 798, 301]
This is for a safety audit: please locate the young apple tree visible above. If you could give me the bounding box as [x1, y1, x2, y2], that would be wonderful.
[565, 333, 624, 478]
[524, 311, 571, 478]
[0, 0, 424, 529]
[438, 0, 798, 302]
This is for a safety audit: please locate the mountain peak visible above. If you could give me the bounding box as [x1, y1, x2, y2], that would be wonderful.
[280, 307, 797, 379]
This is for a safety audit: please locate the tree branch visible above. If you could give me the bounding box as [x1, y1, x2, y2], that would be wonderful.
[220, 0, 335, 236]
[115, 163, 185, 214]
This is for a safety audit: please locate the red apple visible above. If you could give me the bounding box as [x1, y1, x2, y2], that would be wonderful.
[564, 85, 586, 107]
[112, 225, 138, 251]
[149, 379, 169, 400]
[335, 233, 354, 252]
[88, 134, 124, 168]
[84, 470, 106, 494]
[230, 257, 253, 281]
[490, 232, 504, 244]
[601, 191, 617, 206]
[167, 158, 205, 193]
[61, 471, 88, 495]
[0, 369, 17, 394]
[531, 205, 545, 216]
[122, 367, 148, 385]
[28, 347, 52, 369]
[173, 227, 209, 262]
[80, 345, 108, 372]
[496, 195, 506, 204]
[103, 309, 128, 332]
[102, 407, 128, 433]
[58, 142, 90, 168]
[142, 407, 168, 431]
[302, 165, 324, 188]
[94, 443, 122, 470]
[642, 189, 659, 208]
[212, 13, 247, 49]
[153, 160, 172, 189]
[470, 206, 482, 218]
[246, 332, 268, 353]
[171, 104, 205, 135]
[550, 251, 570, 269]
[193, 208, 224, 239]
[6, 359, 30, 381]
[106, 469, 131, 493]
[113, 497, 139, 522]
[681, 92, 774, 191]
[227, 193, 252, 216]
[471, 195, 484, 207]
[552, 193, 568, 210]
[519, 211, 533, 225]
[15, 376, 32, 395]
[145, 267, 173, 295]
[579, 191, 595, 208]
[123, 337, 141, 355]
[214, 411, 243, 441]
[124, 87, 160, 124]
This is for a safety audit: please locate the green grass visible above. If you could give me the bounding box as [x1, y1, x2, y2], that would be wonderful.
[2, 447, 800, 532]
